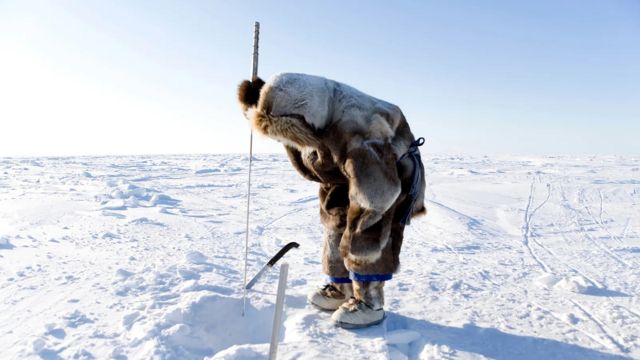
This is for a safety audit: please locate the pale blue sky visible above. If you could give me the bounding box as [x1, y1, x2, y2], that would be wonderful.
[0, 1, 638, 156]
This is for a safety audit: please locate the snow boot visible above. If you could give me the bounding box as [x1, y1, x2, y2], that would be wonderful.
[331, 280, 385, 329]
[308, 283, 353, 311]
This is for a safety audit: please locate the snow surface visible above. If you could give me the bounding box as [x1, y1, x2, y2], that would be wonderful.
[0, 154, 639, 359]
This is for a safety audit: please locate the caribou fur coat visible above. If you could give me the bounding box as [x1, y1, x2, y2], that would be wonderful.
[238, 73, 425, 271]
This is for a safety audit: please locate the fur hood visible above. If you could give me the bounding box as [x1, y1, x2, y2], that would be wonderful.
[239, 73, 405, 153]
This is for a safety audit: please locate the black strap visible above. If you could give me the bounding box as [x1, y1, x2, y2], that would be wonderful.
[397, 137, 425, 225]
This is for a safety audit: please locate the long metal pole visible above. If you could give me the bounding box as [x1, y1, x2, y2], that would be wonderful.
[242, 21, 260, 317]
[251, 22, 260, 82]
[269, 263, 288, 360]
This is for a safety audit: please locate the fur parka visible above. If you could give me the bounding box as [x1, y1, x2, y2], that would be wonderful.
[238, 73, 425, 268]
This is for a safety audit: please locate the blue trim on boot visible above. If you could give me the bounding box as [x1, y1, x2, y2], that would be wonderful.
[348, 271, 392, 282]
[328, 276, 352, 284]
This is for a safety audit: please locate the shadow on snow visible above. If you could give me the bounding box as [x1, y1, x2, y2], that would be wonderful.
[386, 312, 629, 360]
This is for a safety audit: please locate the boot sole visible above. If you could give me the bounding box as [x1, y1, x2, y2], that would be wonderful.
[332, 313, 386, 329]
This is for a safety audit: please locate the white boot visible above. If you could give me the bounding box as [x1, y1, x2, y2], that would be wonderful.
[331, 280, 385, 329]
[308, 283, 353, 311]
[331, 297, 385, 329]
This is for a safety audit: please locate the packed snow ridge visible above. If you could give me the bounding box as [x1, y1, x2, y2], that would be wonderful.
[0, 154, 639, 359]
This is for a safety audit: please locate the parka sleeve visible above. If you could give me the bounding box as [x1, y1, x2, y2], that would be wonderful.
[284, 146, 322, 182]
[342, 140, 401, 233]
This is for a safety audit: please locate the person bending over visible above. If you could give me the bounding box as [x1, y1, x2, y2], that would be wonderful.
[238, 73, 426, 329]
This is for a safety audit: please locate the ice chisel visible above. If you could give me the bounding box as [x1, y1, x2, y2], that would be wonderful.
[245, 242, 299, 290]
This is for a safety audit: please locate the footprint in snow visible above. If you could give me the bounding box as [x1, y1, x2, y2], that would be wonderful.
[63, 310, 94, 328]
[194, 168, 221, 175]
[122, 311, 142, 330]
[128, 217, 165, 226]
[44, 323, 66, 339]
[115, 269, 134, 280]
[0, 236, 15, 250]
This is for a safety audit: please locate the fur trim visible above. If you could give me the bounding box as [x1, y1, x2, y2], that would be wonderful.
[343, 141, 401, 232]
[346, 251, 383, 268]
[352, 280, 385, 310]
[247, 108, 321, 149]
[237, 78, 265, 112]
[368, 114, 395, 139]
[413, 205, 427, 217]
[323, 228, 350, 278]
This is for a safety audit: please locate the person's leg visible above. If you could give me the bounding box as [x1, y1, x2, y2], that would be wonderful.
[308, 183, 353, 310]
[332, 196, 408, 327]
[331, 280, 386, 329]
[353, 280, 385, 310]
